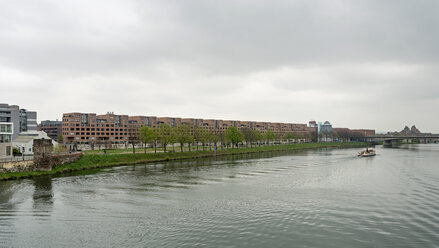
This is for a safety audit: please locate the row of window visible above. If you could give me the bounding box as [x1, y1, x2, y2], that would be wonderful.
[63, 132, 137, 136]
[59, 122, 306, 131]
[62, 128, 137, 132]
[62, 116, 304, 128]
[64, 123, 140, 128]
[63, 118, 145, 124]
[73, 136, 128, 140]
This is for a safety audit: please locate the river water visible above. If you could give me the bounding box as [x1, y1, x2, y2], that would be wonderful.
[1, 144, 439, 248]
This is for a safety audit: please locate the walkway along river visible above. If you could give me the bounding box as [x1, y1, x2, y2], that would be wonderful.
[1, 144, 439, 247]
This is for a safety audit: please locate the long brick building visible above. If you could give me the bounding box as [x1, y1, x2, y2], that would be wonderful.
[62, 112, 147, 144]
[62, 112, 318, 144]
[61, 112, 374, 145]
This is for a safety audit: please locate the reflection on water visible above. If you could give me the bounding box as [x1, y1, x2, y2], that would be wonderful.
[0, 181, 15, 206]
[32, 176, 53, 215]
[1, 144, 439, 248]
[0, 182, 14, 248]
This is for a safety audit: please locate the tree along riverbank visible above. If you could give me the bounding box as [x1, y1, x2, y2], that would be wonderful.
[0, 142, 367, 181]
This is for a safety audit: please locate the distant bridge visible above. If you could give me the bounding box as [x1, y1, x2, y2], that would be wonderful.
[364, 135, 439, 146]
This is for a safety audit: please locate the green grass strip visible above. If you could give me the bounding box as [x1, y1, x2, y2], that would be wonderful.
[0, 142, 367, 181]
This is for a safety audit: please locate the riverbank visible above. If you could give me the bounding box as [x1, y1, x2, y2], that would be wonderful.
[0, 142, 367, 181]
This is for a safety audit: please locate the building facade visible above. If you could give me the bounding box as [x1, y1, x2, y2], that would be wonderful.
[0, 143, 12, 159]
[62, 112, 376, 145]
[62, 112, 324, 145]
[320, 121, 333, 134]
[62, 112, 146, 144]
[350, 129, 376, 137]
[1, 103, 37, 158]
[19, 109, 37, 134]
[0, 104, 17, 152]
[13, 131, 56, 155]
[0, 103, 37, 140]
[38, 120, 62, 141]
[0, 109, 13, 158]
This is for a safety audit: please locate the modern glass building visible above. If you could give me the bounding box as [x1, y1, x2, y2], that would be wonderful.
[0, 103, 37, 140]
[0, 103, 37, 158]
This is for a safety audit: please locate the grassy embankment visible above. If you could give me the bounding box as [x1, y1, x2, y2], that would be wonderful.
[0, 142, 367, 181]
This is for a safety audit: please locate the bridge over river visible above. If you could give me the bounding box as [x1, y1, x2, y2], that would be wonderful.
[365, 135, 439, 146]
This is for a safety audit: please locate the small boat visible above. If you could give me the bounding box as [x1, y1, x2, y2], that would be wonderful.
[358, 149, 376, 157]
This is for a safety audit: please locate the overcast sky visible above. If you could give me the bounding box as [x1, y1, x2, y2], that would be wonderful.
[1, 0, 438, 132]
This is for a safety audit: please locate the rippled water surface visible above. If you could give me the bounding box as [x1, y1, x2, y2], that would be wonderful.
[1, 144, 439, 247]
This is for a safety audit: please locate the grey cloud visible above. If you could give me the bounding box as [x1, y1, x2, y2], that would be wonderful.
[1, 0, 439, 132]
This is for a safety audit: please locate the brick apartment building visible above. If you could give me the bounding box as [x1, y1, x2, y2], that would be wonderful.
[62, 112, 147, 144]
[62, 112, 375, 145]
[62, 112, 319, 144]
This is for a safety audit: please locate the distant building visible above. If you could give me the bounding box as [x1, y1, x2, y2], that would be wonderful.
[62, 111, 316, 145]
[351, 129, 375, 137]
[0, 113, 12, 158]
[1, 103, 37, 158]
[62, 112, 147, 145]
[333, 127, 375, 142]
[318, 121, 333, 141]
[320, 121, 333, 135]
[0, 143, 12, 159]
[19, 109, 37, 134]
[38, 120, 62, 141]
[0, 103, 37, 140]
[12, 131, 56, 155]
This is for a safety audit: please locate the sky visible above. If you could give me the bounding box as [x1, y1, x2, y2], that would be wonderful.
[1, 0, 438, 133]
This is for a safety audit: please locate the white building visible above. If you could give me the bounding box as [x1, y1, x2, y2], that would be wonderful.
[12, 131, 57, 155]
[0, 143, 12, 159]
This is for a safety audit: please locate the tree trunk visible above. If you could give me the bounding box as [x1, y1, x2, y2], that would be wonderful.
[164, 144, 167, 153]
[154, 141, 157, 153]
[144, 143, 146, 153]
[180, 143, 184, 152]
[132, 142, 135, 154]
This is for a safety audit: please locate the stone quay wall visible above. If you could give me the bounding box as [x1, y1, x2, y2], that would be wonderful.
[51, 153, 82, 166]
[0, 153, 82, 174]
[0, 160, 35, 173]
